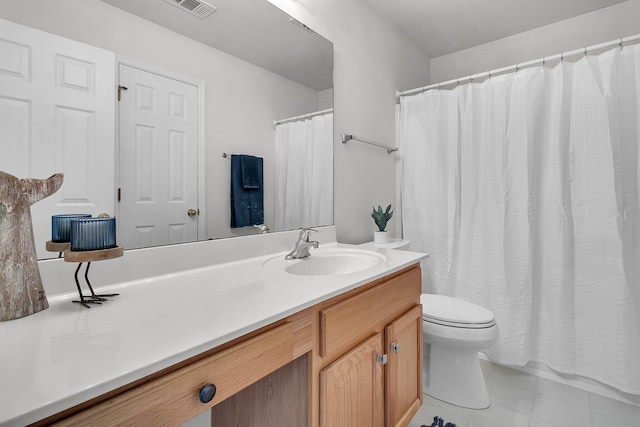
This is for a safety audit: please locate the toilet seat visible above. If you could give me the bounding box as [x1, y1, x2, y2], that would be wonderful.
[421, 294, 496, 329]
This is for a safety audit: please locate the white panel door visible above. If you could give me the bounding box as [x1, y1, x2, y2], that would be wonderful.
[0, 18, 115, 259]
[118, 64, 199, 250]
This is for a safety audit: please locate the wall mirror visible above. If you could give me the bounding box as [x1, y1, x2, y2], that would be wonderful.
[0, 0, 334, 260]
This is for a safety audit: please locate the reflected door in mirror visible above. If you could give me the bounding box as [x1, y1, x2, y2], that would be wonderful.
[118, 64, 199, 250]
[0, 19, 115, 260]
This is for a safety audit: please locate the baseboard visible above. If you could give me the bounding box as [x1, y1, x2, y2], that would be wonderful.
[478, 353, 640, 408]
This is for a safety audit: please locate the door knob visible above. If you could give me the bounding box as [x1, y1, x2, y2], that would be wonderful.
[187, 208, 198, 217]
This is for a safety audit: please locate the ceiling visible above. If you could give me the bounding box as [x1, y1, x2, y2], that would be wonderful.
[99, 0, 627, 85]
[100, 0, 333, 91]
[363, 0, 628, 58]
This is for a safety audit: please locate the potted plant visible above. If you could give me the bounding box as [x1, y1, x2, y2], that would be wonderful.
[371, 204, 393, 244]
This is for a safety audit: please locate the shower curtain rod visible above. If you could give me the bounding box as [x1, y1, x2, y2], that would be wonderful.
[397, 33, 640, 97]
[273, 108, 333, 126]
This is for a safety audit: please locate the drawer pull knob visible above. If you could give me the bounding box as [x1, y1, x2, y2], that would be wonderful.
[199, 383, 217, 403]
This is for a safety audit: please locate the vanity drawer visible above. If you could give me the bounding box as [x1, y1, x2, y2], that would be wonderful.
[320, 265, 421, 357]
[55, 322, 296, 426]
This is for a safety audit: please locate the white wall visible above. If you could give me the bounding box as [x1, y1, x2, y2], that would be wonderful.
[268, 0, 431, 243]
[431, 0, 640, 83]
[318, 88, 334, 111]
[0, 0, 322, 240]
[2, 0, 432, 245]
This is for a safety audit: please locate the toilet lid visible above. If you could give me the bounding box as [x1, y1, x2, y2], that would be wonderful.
[421, 294, 495, 327]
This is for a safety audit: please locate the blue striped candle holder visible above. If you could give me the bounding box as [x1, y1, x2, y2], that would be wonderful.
[51, 214, 91, 242]
[70, 217, 117, 251]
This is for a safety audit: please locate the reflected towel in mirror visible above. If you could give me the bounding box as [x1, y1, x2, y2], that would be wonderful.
[230, 155, 264, 228]
[240, 155, 262, 189]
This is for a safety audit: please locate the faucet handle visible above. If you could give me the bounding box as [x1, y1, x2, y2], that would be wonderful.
[253, 224, 269, 234]
[300, 227, 318, 241]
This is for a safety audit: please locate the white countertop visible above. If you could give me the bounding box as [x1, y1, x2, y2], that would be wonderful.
[0, 236, 426, 426]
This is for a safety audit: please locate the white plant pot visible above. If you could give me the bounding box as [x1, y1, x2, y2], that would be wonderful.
[374, 231, 390, 244]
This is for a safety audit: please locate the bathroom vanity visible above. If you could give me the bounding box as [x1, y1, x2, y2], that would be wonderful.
[0, 227, 426, 427]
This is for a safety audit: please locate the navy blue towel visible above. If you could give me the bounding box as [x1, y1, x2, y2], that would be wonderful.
[240, 155, 261, 189]
[230, 154, 264, 228]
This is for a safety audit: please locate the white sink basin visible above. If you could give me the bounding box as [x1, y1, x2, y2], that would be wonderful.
[263, 248, 386, 276]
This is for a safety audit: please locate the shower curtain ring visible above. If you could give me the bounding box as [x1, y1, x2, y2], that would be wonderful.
[619, 38, 624, 50]
[584, 47, 588, 56]
[560, 52, 564, 62]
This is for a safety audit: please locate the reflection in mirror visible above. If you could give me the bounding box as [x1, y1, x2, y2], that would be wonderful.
[0, 0, 333, 260]
[274, 110, 333, 231]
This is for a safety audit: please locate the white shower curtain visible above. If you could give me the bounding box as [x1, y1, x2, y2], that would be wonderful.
[275, 113, 333, 231]
[400, 45, 640, 393]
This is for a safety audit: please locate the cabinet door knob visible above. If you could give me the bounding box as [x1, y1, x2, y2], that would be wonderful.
[199, 383, 217, 403]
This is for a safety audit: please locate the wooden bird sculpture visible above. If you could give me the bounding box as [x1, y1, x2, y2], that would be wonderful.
[0, 172, 64, 321]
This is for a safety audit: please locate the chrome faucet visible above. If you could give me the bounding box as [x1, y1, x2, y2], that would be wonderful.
[253, 224, 270, 234]
[285, 228, 319, 260]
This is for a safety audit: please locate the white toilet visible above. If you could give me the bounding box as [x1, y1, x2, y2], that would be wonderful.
[421, 294, 499, 409]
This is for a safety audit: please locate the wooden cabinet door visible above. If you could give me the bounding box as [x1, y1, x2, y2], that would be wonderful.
[320, 333, 384, 427]
[385, 305, 423, 427]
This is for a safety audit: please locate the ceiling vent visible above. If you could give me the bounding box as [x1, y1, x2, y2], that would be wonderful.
[163, 0, 217, 19]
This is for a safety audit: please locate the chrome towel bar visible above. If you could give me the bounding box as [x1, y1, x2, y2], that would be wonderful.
[341, 134, 398, 155]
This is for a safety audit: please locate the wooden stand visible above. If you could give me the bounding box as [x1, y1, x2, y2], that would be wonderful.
[64, 246, 123, 308]
[45, 241, 71, 258]
[64, 246, 123, 263]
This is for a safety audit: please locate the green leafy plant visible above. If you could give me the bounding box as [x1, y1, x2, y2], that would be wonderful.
[371, 204, 394, 232]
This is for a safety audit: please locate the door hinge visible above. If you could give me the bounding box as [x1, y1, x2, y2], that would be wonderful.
[117, 85, 128, 101]
[377, 353, 388, 365]
[117, 187, 121, 202]
[391, 342, 401, 354]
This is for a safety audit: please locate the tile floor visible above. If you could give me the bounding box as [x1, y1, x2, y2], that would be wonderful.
[409, 360, 640, 427]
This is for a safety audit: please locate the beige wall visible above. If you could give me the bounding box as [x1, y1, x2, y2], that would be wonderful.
[0, 0, 323, 240]
[431, 0, 640, 83]
[268, 0, 431, 243]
